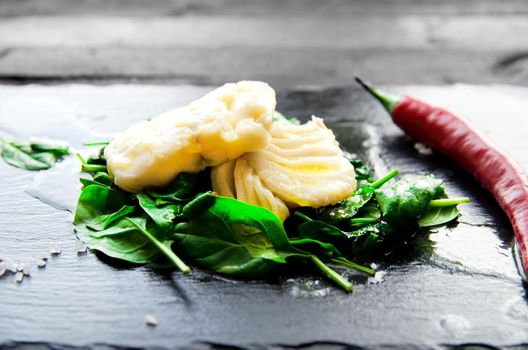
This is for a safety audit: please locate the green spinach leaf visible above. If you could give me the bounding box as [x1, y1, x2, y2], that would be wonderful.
[375, 176, 445, 227]
[174, 194, 353, 291]
[145, 172, 201, 203]
[136, 193, 180, 232]
[418, 205, 460, 228]
[74, 184, 189, 272]
[174, 194, 306, 277]
[0, 138, 70, 170]
[273, 111, 301, 125]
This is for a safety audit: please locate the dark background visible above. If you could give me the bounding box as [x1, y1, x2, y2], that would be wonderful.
[0, 0, 527, 87]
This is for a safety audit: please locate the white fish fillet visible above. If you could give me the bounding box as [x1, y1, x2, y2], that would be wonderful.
[105, 81, 276, 193]
[212, 116, 356, 220]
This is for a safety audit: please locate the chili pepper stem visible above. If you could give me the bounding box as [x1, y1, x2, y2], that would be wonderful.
[355, 77, 400, 114]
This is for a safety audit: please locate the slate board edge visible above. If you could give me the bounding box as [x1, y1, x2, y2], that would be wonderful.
[3, 340, 528, 350]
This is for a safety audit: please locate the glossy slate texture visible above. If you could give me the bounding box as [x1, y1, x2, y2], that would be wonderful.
[0, 84, 527, 350]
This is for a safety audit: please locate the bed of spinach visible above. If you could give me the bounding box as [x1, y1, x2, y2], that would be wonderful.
[71, 146, 469, 292]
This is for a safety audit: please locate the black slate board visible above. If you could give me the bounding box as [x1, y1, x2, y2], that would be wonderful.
[0, 84, 527, 350]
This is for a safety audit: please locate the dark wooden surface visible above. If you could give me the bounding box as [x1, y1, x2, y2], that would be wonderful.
[1, 83, 528, 350]
[0, 0, 528, 87]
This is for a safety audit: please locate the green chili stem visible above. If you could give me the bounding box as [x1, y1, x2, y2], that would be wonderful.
[82, 164, 107, 173]
[294, 211, 314, 222]
[350, 217, 378, 225]
[370, 169, 399, 189]
[355, 77, 400, 114]
[126, 218, 191, 274]
[330, 257, 375, 276]
[429, 197, 471, 207]
[310, 255, 352, 292]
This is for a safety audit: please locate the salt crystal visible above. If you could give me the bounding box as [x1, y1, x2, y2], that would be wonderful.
[0, 263, 6, 277]
[15, 271, 23, 283]
[22, 264, 31, 276]
[144, 314, 158, 326]
[37, 253, 49, 261]
[16, 262, 24, 272]
[6, 259, 17, 273]
[414, 142, 433, 156]
[76, 241, 87, 254]
[50, 244, 62, 255]
[37, 259, 47, 268]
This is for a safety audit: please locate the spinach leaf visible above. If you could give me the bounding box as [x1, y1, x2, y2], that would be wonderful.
[136, 193, 180, 232]
[272, 111, 301, 125]
[289, 237, 343, 258]
[80, 172, 114, 188]
[145, 172, 201, 203]
[74, 184, 189, 272]
[298, 219, 353, 241]
[174, 194, 306, 277]
[418, 205, 460, 228]
[0, 138, 70, 170]
[317, 169, 398, 226]
[89, 205, 137, 230]
[355, 201, 381, 221]
[344, 152, 373, 182]
[174, 194, 354, 290]
[318, 188, 374, 225]
[289, 238, 374, 275]
[375, 176, 445, 227]
[349, 222, 390, 257]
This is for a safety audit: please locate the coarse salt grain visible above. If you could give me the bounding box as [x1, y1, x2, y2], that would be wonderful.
[22, 264, 31, 276]
[144, 314, 158, 326]
[0, 263, 6, 277]
[15, 271, 23, 283]
[6, 259, 17, 273]
[76, 241, 87, 254]
[37, 259, 47, 268]
[414, 142, 433, 156]
[37, 253, 49, 261]
[50, 244, 62, 255]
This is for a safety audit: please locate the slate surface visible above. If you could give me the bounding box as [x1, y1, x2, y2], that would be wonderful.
[0, 84, 528, 350]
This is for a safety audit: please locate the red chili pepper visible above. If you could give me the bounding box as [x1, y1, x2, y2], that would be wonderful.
[356, 77, 528, 280]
